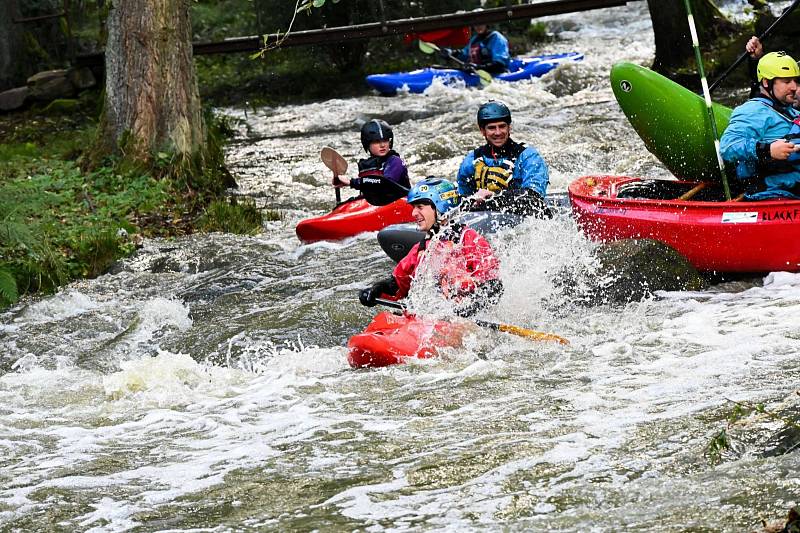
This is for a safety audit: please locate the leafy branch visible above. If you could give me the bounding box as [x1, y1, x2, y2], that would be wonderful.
[250, 0, 338, 59]
[704, 393, 800, 465]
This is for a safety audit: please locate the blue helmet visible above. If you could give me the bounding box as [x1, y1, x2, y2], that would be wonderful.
[407, 178, 461, 216]
[477, 100, 511, 128]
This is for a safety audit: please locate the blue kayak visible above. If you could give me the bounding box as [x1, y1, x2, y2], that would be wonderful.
[366, 52, 584, 95]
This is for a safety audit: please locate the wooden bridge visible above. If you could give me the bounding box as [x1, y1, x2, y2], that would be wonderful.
[75, 0, 629, 67]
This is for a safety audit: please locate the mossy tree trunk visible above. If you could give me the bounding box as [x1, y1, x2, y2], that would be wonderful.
[647, 0, 734, 74]
[98, 0, 205, 167]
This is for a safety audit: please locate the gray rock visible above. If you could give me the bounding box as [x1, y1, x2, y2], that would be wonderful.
[557, 238, 707, 305]
[27, 69, 69, 86]
[67, 67, 96, 90]
[29, 75, 75, 101]
[0, 86, 30, 111]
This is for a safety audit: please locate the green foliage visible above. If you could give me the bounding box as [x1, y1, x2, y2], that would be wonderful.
[0, 101, 182, 308]
[199, 198, 264, 234]
[263, 209, 282, 221]
[0, 269, 18, 306]
[704, 428, 730, 465]
[527, 22, 550, 44]
[705, 396, 800, 465]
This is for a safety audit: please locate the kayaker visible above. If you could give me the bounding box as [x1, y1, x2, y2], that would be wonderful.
[333, 119, 411, 206]
[744, 37, 800, 106]
[359, 178, 503, 318]
[456, 101, 552, 217]
[441, 24, 511, 75]
[720, 51, 800, 200]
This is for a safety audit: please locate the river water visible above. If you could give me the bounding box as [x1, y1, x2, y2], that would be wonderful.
[2, 2, 800, 531]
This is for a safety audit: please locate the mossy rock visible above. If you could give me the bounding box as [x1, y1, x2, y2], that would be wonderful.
[558, 238, 707, 305]
[43, 98, 79, 114]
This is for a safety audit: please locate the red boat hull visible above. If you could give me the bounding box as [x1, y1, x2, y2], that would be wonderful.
[568, 175, 800, 273]
[347, 311, 467, 368]
[296, 198, 414, 243]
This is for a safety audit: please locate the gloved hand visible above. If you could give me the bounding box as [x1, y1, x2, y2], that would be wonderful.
[359, 287, 378, 307]
[439, 47, 453, 60]
[466, 62, 479, 71]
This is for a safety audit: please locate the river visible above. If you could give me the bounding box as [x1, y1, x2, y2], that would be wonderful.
[2, 1, 799, 531]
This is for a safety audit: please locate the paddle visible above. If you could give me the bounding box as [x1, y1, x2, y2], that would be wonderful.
[683, 0, 732, 201]
[418, 40, 493, 87]
[709, 0, 800, 93]
[320, 146, 348, 205]
[374, 297, 570, 345]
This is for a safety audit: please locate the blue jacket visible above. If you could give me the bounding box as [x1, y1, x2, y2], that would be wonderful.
[455, 31, 510, 72]
[720, 96, 800, 200]
[456, 141, 549, 197]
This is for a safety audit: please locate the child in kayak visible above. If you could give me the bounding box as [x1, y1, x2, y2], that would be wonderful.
[359, 178, 503, 317]
[333, 119, 411, 206]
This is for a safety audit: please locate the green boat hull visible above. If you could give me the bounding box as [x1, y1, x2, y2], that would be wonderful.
[611, 62, 732, 181]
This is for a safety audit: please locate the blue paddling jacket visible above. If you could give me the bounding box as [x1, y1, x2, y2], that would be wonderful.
[720, 96, 800, 200]
[454, 31, 511, 74]
[456, 139, 551, 217]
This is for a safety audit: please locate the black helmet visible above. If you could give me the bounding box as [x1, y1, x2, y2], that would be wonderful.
[477, 101, 511, 128]
[360, 119, 394, 152]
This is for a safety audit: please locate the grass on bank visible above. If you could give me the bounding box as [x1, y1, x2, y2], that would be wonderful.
[0, 96, 263, 309]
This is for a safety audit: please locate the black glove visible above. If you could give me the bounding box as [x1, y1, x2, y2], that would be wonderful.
[359, 287, 378, 307]
[439, 47, 452, 60]
[358, 277, 399, 307]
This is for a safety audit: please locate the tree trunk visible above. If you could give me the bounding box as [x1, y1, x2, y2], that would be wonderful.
[99, 0, 204, 165]
[0, 1, 25, 91]
[647, 0, 733, 74]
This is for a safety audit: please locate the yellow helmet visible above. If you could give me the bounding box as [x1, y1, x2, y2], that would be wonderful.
[757, 51, 800, 81]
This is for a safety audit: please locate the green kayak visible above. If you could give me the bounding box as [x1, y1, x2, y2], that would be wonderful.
[611, 62, 732, 181]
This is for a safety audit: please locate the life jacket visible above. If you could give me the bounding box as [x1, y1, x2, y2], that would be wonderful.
[468, 31, 498, 65]
[391, 223, 500, 300]
[471, 140, 526, 192]
[355, 150, 408, 206]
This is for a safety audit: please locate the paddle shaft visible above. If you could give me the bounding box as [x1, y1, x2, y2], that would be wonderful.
[683, 0, 732, 201]
[372, 298, 569, 344]
[334, 172, 342, 204]
[418, 40, 492, 85]
[709, 0, 800, 93]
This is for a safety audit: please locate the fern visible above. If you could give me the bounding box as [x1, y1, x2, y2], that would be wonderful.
[0, 268, 19, 306]
[0, 217, 38, 250]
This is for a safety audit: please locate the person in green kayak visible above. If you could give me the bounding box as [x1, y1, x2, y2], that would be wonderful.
[720, 51, 800, 200]
[333, 119, 411, 206]
[456, 101, 552, 217]
[440, 23, 511, 75]
[359, 178, 504, 318]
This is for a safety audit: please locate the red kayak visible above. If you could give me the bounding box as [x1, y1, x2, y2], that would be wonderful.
[569, 175, 800, 273]
[296, 198, 414, 243]
[347, 311, 468, 368]
[402, 27, 470, 48]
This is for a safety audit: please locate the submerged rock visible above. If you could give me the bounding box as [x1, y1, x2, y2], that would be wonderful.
[558, 238, 707, 305]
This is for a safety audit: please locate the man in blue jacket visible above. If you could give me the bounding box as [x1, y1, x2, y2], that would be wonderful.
[720, 51, 800, 200]
[450, 25, 511, 75]
[456, 101, 551, 217]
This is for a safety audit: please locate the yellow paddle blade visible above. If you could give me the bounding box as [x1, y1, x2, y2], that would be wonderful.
[475, 69, 493, 87]
[418, 40, 439, 55]
[495, 323, 570, 345]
